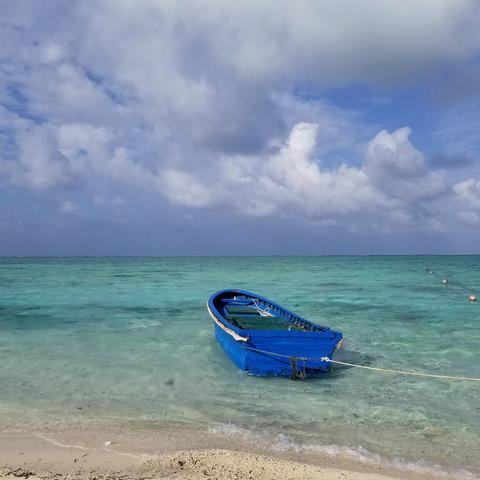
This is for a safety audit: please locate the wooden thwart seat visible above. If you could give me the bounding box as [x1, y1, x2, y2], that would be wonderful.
[224, 313, 304, 331]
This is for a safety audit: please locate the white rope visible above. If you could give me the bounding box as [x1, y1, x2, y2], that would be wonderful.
[243, 346, 480, 382]
[253, 299, 273, 317]
[320, 357, 480, 382]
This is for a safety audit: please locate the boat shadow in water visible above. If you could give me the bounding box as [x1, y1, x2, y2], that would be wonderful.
[309, 349, 374, 380]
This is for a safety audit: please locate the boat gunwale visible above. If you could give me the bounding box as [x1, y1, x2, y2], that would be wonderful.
[208, 288, 339, 339]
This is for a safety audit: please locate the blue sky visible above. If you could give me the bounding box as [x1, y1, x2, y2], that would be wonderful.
[1, 0, 480, 255]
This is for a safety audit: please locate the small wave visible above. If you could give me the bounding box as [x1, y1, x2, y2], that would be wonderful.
[209, 423, 478, 480]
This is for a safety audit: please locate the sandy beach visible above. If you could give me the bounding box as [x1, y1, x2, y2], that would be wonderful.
[2, 0, 480, 476]
[0, 421, 458, 480]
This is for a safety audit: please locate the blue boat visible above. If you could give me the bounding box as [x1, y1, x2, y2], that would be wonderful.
[207, 289, 343, 378]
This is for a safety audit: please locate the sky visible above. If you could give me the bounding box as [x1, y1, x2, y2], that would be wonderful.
[1, 0, 480, 255]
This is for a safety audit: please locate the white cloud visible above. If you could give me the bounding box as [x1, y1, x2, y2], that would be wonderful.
[0, 103, 454, 230]
[60, 200, 82, 215]
[0, 0, 479, 240]
[272, 93, 370, 155]
[453, 178, 480, 226]
[160, 123, 447, 229]
[13, 125, 72, 190]
[458, 210, 480, 226]
[162, 169, 214, 208]
[453, 178, 480, 209]
[365, 127, 447, 202]
[2, 0, 479, 154]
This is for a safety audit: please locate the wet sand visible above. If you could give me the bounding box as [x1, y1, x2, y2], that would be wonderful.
[0, 421, 455, 480]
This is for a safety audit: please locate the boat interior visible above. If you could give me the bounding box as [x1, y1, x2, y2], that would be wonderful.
[217, 295, 320, 331]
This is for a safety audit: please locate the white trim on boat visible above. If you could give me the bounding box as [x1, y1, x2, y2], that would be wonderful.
[207, 303, 249, 342]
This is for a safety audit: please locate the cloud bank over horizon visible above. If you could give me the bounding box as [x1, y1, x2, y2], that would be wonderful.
[1, 0, 480, 255]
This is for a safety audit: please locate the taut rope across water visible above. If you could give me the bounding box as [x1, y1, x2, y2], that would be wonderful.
[243, 346, 480, 382]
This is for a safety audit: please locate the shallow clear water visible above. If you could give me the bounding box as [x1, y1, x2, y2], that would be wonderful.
[0, 256, 479, 477]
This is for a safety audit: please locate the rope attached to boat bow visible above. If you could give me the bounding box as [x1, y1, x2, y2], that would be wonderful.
[319, 358, 480, 382]
[243, 346, 480, 382]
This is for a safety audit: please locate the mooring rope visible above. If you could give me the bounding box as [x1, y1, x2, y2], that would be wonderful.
[422, 265, 480, 298]
[252, 299, 274, 317]
[243, 346, 480, 382]
[321, 358, 480, 382]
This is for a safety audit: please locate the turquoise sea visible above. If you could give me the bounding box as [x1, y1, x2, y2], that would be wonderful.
[0, 256, 479, 478]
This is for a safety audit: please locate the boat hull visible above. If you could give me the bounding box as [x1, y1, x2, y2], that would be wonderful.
[208, 289, 343, 378]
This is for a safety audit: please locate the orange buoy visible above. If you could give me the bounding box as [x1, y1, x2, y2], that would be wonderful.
[468, 295, 477, 303]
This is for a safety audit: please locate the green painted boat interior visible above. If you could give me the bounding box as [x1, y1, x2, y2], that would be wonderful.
[223, 304, 308, 331]
[224, 313, 305, 330]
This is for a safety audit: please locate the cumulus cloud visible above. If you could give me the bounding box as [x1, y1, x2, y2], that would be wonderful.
[365, 127, 447, 202]
[1, 0, 480, 251]
[12, 125, 72, 190]
[161, 123, 447, 229]
[162, 169, 214, 208]
[2, 109, 447, 229]
[453, 178, 480, 226]
[226, 122, 382, 219]
[2, 0, 480, 154]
